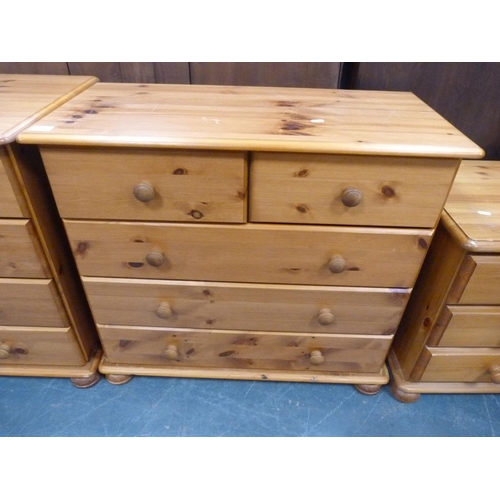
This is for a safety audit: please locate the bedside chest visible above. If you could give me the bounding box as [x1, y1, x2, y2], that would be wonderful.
[0, 74, 101, 387]
[390, 160, 500, 401]
[18, 84, 483, 391]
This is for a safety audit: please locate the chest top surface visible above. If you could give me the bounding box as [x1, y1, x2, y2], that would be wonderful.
[443, 160, 500, 252]
[17, 82, 483, 159]
[0, 74, 98, 145]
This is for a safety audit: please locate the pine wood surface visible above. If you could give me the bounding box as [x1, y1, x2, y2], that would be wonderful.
[249, 153, 459, 227]
[17, 83, 483, 158]
[99, 325, 392, 374]
[82, 277, 410, 334]
[0, 148, 29, 217]
[39, 147, 248, 223]
[64, 220, 431, 287]
[443, 161, 500, 251]
[0, 74, 98, 145]
[0, 326, 85, 365]
[0, 219, 51, 278]
[439, 306, 500, 347]
[0, 278, 69, 327]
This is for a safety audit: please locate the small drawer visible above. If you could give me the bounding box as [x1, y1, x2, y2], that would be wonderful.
[0, 219, 51, 278]
[249, 153, 458, 228]
[40, 147, 248, 223]
[437, 306, 500, 347]
[99, 325, 393, 374]
[421, 346, 500, 383]
[0, 149, 24, 218]
[0, 278, 68, 327]
[448, 255, 500, 305]
[65, 220, 431, 287]
[0, 326, 85, 366]
[82, 277, 410, 334]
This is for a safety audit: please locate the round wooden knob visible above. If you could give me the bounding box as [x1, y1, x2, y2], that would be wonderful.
[133, 182, 155, 202]
[145, 251, 165, 268]
[0, 343, 11, 360]
[488, 364, 500, 384]
[310, 350, 325, 365]
[156, 302, 172, 320]
[164, 345, 178, 360]
[341, 187, 363, 207]
[318, 309, 335, 325]
[328, 255, 347, 274]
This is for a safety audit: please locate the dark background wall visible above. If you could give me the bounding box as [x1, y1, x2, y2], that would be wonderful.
[2, 62, 498, 159]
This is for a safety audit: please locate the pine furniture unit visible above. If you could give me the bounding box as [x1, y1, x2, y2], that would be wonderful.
[18, 83, 483, 390]
[390, 160, 500, 401]
[0, 74, 101, 387]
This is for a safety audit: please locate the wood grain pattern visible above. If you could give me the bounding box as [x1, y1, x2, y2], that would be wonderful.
[0, 74, 98, 145]
[99, 325, 392, 374]
[0, 326, 85, 366]
[17, 83, 483, 158]
[82, 277, 410, 334]
[0, 63, 69, 75]
[64, 220, 432, 287]
[0, 148, 27, 217]
[40, 146, 248, 223]
[249, 152, 459, 228]
[0, 219, 51, 278]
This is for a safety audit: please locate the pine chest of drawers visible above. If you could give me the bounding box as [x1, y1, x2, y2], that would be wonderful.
[0, 74, 101, 386]
[18, 83, 483, 391]
[390, 160, 500, 401]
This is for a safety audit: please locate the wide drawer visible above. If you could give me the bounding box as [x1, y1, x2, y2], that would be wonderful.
[65, 221, 431, 287]
[82, 277, 410, 334]
[40, 147, 248, 223]
[437, 306, 500, 347]
[249, 153, 458, 228]
[0, 148, 24, 218]
[0, 219, 51, 278]
[100, 325, 393, 374]
[0, 278, 68, 327]
[421, 347, 500, 383]
[449, 255, 500, 305]
[0, 326, 85, 365]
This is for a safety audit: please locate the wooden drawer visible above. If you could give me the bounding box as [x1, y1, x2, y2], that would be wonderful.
[82, 277, 410, 334]
[0, 219, 51, 278]
[65, 220, 431, 287]
[40, 147, 248, 223]
[0, 326, 85, 366]
[249, 153, 458, 228]
[449, 255, 500, 305]
[0, 278, 68, 327]
[100, 325, 393, 374]
[421, 347, 500, 383]
[437, 306, 500, 347]
[0, 149, 24, 218]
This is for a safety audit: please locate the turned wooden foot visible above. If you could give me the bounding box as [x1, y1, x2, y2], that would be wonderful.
[71, 371, 101, 389]
[354, 384, 382, 395]
[105, 373, 134, 385]
[389, 378, 421, 403]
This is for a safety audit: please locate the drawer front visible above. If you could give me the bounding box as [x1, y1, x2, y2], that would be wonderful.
[438, 306, 500, 347]
[0, 149, 24, 218]
[450, 255, 500, 305]
[249, 153, 458, 228]
[0, 278, 68, 327]
[83, 277, 410, 334]
[100, 325, 392, 374]
[65, 221, 431, 287]
[0, 219, 51, 278]
[0, 326, 85, 366]
[40, 147, 248, 223]
[421, 347, 500, 383]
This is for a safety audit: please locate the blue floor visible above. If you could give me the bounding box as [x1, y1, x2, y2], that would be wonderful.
[1, 374, 500, 437]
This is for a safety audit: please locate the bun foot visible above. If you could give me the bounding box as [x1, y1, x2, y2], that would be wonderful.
[71, 371, 101, 389]
[390, 378, 420, 403]
[354, 384, 382, 395]
[105, 373, 133, 385]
